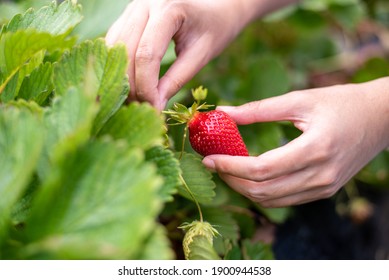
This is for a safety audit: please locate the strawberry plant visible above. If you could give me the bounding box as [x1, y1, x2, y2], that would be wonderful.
[1, 0, 388, 260]
[0, 0, 272, 260]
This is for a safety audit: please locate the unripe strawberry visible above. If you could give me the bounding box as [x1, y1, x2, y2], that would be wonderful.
[163, 87, 249, 157]
[179, 220, 219, 260]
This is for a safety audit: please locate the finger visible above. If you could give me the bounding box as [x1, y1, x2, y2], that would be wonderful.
[134, 9, 184, 109]
[257, 188, 337, 208]
[157, 38, 213, 108]
[218, 170, 338, 208]
[203, 133, 314, 182]
[105, 2, 149, 100]
[216, 91, 309, 126]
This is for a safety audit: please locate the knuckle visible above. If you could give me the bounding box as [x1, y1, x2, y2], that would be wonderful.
[163, 74, 184, 93]
[309, 138, 336, 164]
[320, 168, 339, 187]
[135, 45, 159, 65]
[246, 185, 274, 204]
[249, 162, 271, 181]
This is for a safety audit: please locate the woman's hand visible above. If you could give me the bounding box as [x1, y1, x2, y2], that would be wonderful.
[106, 0, 296, 110]
[203, 78, 389, 207]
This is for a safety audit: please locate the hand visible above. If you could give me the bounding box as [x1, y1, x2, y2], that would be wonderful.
[106, 0, 297, 110]
[106, 0, 253, 110]
[203, 78, 389, 207]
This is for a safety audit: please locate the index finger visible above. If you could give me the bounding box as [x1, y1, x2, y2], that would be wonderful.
[202, 134, 314, 182]
[134, 8, 183, 109]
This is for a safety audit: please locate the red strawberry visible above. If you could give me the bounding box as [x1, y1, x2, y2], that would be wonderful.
[188, 110, 248, 156]
[163, 87, 248, 157]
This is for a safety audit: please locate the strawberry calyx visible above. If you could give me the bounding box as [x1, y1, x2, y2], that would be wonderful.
[162, 86, 213, 125]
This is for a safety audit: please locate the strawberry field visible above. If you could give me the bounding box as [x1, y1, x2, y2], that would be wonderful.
[0, 0, 388, 260]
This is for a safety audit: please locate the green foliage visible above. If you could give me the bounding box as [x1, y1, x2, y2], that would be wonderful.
[1, 0, 82, 35]
[22, 140, 162, 259]
[53, 38, 129, 134]
[0, 107, 44, 244]
[0, 0, 180, 260]
[178, 152, 216, 204]
[1, 0, 388, 261]
[145, 146, 181, 202]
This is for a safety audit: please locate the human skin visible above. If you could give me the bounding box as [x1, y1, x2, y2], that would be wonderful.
[106, 0, 389, 207]
[106, 0, 297, 110]
[203, 78, 389, 207]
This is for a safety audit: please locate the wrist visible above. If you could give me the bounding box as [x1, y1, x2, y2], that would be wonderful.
[360, 77, 389, 150]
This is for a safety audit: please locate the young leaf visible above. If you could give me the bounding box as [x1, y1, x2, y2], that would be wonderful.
[53, 39, 129, 134]
[178, 152, 216, 204]
[0, 107, 43, 245]
[1, 0, 82, 36]
[145, 146, 180, 202]
[23, 140, 164, 259]
[99, 102, 164, 149]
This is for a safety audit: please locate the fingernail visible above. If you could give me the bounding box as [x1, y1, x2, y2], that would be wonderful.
[216, 106, 233, 112]
[202, 158, 215, 172]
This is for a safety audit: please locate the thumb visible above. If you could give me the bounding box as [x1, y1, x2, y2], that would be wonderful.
[216, 91, 306, 125]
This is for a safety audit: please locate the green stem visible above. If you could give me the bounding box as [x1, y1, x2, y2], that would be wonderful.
[179, 174, 203, 222]
[179, 125, 188, 160]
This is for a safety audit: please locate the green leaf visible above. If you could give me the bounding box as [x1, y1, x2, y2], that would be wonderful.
[18, 62, 53, 104]
[38, 84, 99, 179]
[202, 207, 239, 243]
[256, 206, 291, 224]
[0, 107, 44, 245]
[242, 239, 274, 260]
[146, 146, 180, 202]
[1, 50, 45, 102]
[187, 235, 221, 260]
[240, 122, 284, 156]
[1, 0, 82, 36]
[23, 140, 163, 259]
[357, 151, 389, 187]
[137, 225, 174, 260]
[98, 102, 165, 150]
[352, 57, 389, 83]
[53, 39, 129, 134]
[73, 0, 129, 40]
[179, 152, 216, 204]
[0, 30, 74, 96]
[202, 207, 240, 257]
[301, 0, 360, 11]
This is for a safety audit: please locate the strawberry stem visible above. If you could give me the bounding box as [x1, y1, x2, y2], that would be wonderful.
[179, 174, 203, 223]
[179, 125, 188, 160]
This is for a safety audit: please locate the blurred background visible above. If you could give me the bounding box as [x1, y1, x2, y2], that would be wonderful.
[1, 0, 388, 259]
